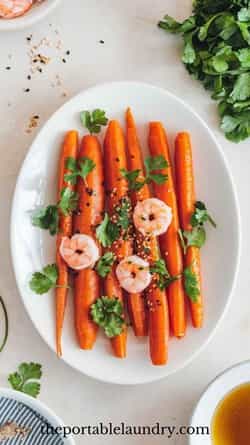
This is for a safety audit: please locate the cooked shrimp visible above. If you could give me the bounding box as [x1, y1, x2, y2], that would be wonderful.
[0, 0, 32, 18]
[133, 197, 172, 237]
[116, 255, 152, 293]
[59, 234, 100, 271]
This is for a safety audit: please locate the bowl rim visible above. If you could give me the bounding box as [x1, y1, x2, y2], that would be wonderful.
[0, 0, 61, 31]
[10, 80, 242, 385]
[189, 360, 250, 444]
[0, 387, 75, 444]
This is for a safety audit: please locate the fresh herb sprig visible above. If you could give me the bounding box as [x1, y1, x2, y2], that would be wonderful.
[91, 296, 125, 338]
[29, 264, 61, 295]
[8, 363, 42, 398]
[159, 1, 250, 142]
[150, 259, 180, 290]
[96, 213, 120, 248]
[183, 265, 200, 303]
[32, 205, 59, 236]
[80, 109, 108, 134]
[121, 155, 168, 191]
[95, 252, 116, 278]
[64, 157, 95, 185]
[0, 296, 8, 353]
[179, 201, 216, 253]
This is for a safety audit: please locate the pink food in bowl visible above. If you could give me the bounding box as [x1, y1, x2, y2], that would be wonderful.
[0, 0, 43, 19]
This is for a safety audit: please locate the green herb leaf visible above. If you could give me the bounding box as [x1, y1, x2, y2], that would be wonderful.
[96, 213, 119, 248]
[183, 265, 200, 303]
[29, 264, 58, 295]
[191, 201, 217, 228]
[78, 157, 95, 182]
[120, 168, 144, 191]
[64, 156, 95, 185]
[158, 1, 250, 142]
[150, 259, 180, 290]
[95, 252, 115, 278]
[32, 205, 59, 236]
[80, 109, 108, 134]
[0, 296, 8, 353]
[182, 226, 206, 249]
[122, 155, 168, 191]
[8, 363, 42, 398]
[91, 296, 125, 338]
[58, 187, 79, 216]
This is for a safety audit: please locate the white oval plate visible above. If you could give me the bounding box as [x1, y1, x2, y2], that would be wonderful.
[11, 81, 241, 385]
[189, 361, 250, 445]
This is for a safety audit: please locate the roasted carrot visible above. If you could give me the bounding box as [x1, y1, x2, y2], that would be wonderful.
[73, 135, 105, 349]
[148, 122, 186, 338]
[103, 120, 132, 358]
[126, 109, 169, 364]
[56, 130, 78, 356]
[175, 132, 203, 328]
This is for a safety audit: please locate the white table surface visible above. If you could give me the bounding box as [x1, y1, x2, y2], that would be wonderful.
[0, 1, 249, 444]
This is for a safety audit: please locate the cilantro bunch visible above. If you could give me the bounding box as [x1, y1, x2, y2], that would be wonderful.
[159, 0, 250, 142]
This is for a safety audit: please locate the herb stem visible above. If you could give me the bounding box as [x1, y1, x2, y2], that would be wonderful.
[0, 296, 8, 353]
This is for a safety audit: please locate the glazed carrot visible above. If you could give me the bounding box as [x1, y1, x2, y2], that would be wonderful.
[148, 122, 186, 338]
[103, 120, 132, 358]
[175, 132, 203, 328]
[126, 109, 169, 364]
[56, 130, 78, 357]
[126, 108, 150, 337]
[73, 135, 105, 349]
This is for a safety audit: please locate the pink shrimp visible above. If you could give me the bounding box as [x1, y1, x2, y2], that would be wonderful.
[59, 234, 100, 271]
[116, 255, 152, 293]
[0, 0, 33, 19]
[133, 197, 172, 237]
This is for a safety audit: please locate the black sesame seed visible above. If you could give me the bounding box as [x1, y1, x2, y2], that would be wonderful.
[66, 50, 70, 55]
[99, 40, 105, 44]
[5, 66, 11, 70]
[62, 58, 66, 63]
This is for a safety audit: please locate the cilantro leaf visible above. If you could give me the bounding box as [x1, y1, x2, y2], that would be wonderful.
[191, 201, 217, 228]
[29, 264, 58, 295]
[80, 109, 108, 134]
[144, 155, 168, 183]
[95, 252, 115, 278]
[182, 226, 206, 249]
[121, 155, 168, 192]
[64, 156, 95, 185]
[91, 296, 125, 338]
[64, 157, 79, 185]
[32, 205, 59, 236]
[96, 213, 119, 248]
[58, 187, 79, 216]
[120, 168, 144, 191]
[183, 265, 200, 303]
[150, 259, 180, 290]
[78, 157, 95, 182]
[8, 363, 42, 398]
[158, 2, 250, 142]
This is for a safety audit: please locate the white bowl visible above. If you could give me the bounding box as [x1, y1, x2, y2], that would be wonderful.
[0, 0, 61, 31]
[189, 361, 250, 444]
[0, 388, 75, 444]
